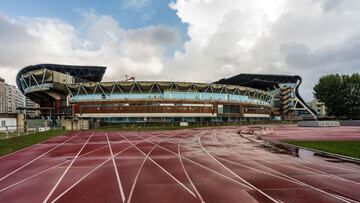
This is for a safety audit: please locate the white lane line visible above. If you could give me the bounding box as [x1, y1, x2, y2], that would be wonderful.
[198, 132, 280, 203]
[214, 156, 307, 187]
[133, 132, 204, 202]
[50, 133, 171, 203]
[212, 132, 357, 203]
[43, 132, 95, 203]
[117, 132, 196, 198]
[278, 158, 360, 185]
[133, 133, 253, 190]
[178, 134, 205, 203]
[255, 160, 358, 203]
[266, 158, 360, 187]
[127, 144, 158, 203]
[0, 145, 109, 193]
[0, 132, 82, 182]
[211, 133, 310, 186]
[106, 132, 126, 202]
[218, 157, 358, 203]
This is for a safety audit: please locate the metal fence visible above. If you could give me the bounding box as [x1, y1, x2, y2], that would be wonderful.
[94, 120, 296, 130]
[0, 125, 55, 139]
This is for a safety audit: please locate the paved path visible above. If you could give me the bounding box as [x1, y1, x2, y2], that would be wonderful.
[0, 128, 360, 203]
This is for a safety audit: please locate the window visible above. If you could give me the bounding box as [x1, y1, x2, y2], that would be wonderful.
[223, 105, 240, 114]
[1, 120, 5, 126]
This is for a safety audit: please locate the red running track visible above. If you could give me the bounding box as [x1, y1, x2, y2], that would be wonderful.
[0, 128, 360, 203]
[263, 125, 360, 141]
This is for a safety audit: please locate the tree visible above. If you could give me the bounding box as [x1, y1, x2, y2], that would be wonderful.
[313, 73, 360, 118]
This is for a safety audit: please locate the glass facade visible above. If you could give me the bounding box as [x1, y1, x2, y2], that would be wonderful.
[71, 91, 271, 106]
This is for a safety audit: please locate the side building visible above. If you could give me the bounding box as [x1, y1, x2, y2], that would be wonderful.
[0, 77, 26, 113]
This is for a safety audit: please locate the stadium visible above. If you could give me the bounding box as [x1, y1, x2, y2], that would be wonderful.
[16, 64, 316, 126]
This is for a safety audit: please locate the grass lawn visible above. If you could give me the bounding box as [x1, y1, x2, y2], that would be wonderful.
[0, 130, 66, 157]
[286, 140, 360, 159]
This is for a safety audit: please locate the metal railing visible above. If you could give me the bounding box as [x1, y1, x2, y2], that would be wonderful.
[0, 125, 55, 140]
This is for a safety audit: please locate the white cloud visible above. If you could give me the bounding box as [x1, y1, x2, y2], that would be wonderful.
[0, 11, 180, 84]
[122, 0, 151, 10]
[1, 0, 360, 101]
[169, 0, 360, 100]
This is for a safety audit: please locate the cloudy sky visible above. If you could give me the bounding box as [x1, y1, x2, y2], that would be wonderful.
[1, 0, 359, 100]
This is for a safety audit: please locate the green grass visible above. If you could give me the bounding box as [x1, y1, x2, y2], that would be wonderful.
[0, 130, 66, 157]
[286, 140, 360, 159]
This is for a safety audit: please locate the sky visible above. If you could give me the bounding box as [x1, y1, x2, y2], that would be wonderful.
[0, 0, 359, 101]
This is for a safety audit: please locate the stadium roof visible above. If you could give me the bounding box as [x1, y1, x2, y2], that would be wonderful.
[16, 64, 106, 93]
[215, 73, 302, 90]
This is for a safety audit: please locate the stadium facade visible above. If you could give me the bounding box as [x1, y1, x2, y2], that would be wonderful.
[16, 64, 317, 124]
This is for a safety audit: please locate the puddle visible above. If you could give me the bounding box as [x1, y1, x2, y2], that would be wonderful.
[290, 148, 347, 164]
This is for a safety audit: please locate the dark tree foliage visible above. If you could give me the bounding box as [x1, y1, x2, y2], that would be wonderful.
[313, 73, 360, 118]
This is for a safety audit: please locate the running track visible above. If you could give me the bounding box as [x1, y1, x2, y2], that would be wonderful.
[0, 128, 360, 203]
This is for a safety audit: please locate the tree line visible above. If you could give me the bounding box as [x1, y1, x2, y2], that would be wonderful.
[313, 73, 360, 118]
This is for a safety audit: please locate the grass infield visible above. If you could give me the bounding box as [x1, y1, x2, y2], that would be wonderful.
[0, 130, 66, 157]
[286, 140, 360, 159]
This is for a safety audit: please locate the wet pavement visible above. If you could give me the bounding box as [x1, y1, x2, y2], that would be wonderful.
[263, 125, 360, 141]
[0, 127, 360, 203]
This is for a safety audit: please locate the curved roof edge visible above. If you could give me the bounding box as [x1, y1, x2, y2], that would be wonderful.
[215, 73, 302, 90]
[16, 64, 106, 92]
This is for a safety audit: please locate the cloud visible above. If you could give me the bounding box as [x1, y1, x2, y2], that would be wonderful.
[1, 0, 360, 101]
[122, 0, 151, 10]
[169, 0, 360, 100]
[0, 10, 180, 84]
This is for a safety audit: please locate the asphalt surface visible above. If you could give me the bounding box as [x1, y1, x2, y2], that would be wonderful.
[0, 127, 360, 203]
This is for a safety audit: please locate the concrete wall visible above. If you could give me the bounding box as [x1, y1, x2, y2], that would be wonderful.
[61, 118, 89, 130]
[17, 113, 25, 132]
[0, 118, 17, 132]
[340, 120, 360, 126]
[298, 121, 340, 127]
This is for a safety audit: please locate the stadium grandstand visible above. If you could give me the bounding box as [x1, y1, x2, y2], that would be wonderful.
[216, 74, 318, 120]
[16, 64, 316, 126]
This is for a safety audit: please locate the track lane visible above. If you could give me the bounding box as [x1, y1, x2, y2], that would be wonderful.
[1, 127, 360, 203]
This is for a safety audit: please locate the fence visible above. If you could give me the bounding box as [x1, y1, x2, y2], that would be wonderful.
[94, 120, 296, 130]
[0, 125, 55, 140]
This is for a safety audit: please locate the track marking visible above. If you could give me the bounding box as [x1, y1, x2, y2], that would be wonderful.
[117, 132, 196, 198]
[0, 132, 82, 182]
[106, 132, 126, 202]
[50, 132, 175, 203]
[212, 133, 311, 185]
[213, 131, 358, 203]
[43, 132, 95, 203]
[253, 159, 357, 203]
[232, 129, 360, 189]
[214, 156, 307, 186]
[133, 133, 253, 190]
[178, 134, 205, 203]
[0, 144, 109, 193]
[255, 160, 359, 203]
[127, 144, 158, 203]
[132, 132, 205, 202]
[198, 132, 280, 203]
[218, 157, 359, 203]
[264, 158, 360, 187]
